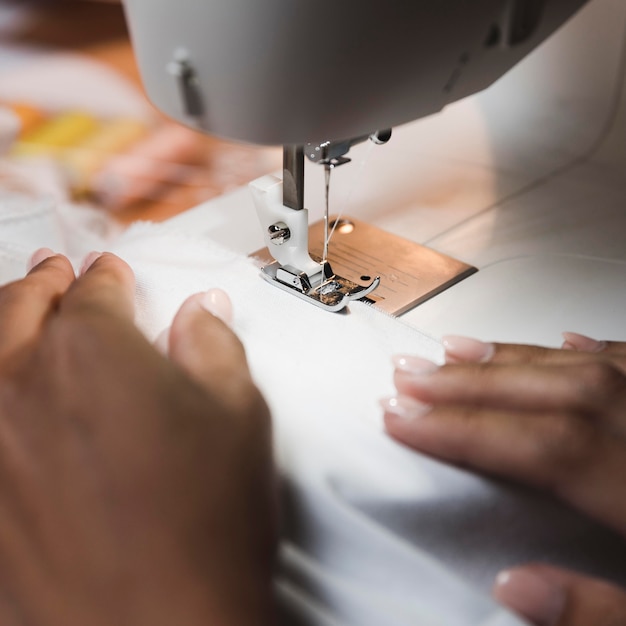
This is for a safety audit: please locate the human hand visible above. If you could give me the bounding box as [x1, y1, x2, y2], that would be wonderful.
[381, 333, 626, 626]
[0, 249, 275, 626]
[382, 333, 626, 533]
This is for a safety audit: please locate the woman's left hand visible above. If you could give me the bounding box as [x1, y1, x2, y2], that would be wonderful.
[381, 333, 626, 626]
[0, 249, 276, 626]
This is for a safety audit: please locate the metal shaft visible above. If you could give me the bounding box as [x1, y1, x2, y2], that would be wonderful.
[283, 145, 305, 210]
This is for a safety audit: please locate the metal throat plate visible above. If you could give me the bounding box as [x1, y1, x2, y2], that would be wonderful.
[251, 216, 477, 316]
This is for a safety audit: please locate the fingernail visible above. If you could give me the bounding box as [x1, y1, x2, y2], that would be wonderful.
[392, 355, 439, 377]
[443, 335, 495, 364]
[200, 288, 233, 326]
[561, 331, 607, 353]
[380, 396, 432, 421]
[80, 251, 103, 275]
[27, 247, 56, 272]
[493, 569, 566, 626]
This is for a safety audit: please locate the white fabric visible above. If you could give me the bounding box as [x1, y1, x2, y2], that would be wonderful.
[2, 190, 626, 626]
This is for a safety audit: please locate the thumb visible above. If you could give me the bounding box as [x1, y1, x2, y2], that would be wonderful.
[493, 563, 626, 626]
[167, 289, 260, 414]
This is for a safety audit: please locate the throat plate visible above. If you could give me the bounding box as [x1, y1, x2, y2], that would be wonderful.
[251, 216, 477, 316]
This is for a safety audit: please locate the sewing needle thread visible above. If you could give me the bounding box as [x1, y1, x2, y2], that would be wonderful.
[324, 140, 375, 254]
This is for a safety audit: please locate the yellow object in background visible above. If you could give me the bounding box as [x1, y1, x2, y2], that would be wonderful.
[62, 118, 149, 194]
[1, 101, 219, 216]
[13, 111, 100, 156]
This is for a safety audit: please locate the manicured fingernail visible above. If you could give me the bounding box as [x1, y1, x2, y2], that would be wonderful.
[200, 288, 233, 326]
[80, 251, 103, 275]
[27, 247, 56, 271]
[380, 396, 432, 421]
[493, 569, 566, 626]
[392, 355, 439, 377]
[442, 335, 495, 364]
[561, 331, 607, 353]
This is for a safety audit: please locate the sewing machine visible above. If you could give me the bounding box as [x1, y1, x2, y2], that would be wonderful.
[122, 0, 626, 339]
[121, 0, 592, 313]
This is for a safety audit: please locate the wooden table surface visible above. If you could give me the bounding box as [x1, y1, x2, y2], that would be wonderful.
[3, 0, 281, 224]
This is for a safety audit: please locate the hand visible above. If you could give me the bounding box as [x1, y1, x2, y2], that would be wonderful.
[380, 333, 626, 626]
[0, 249, 276, 626]
[383, 334, 626, 533]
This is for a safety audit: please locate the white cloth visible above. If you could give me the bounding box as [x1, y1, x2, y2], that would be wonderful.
[2, 190, 626, 626]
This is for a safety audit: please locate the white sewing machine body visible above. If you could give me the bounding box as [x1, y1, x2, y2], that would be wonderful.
[149, 0, 626, 345]
[123, 0, 588, 145]
[121, 0, 626, 341]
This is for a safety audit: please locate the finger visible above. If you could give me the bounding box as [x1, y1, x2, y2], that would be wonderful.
[493, 564, 626, 626]
[26, 247, 55, 272]
[0, 252, 75, 362]
[168, 289, 262, 415]
[59, 252, 135, 323]
[442, 335, 575, 365]
[562, 332, 626, 372]
[393, 358, 626, 420]
[79, 250, 103, 276]
[561, 331, 608, 353]
[382, 398, 626, 534]
[383, 398, 595, 488]
[443, 335, 626, 372]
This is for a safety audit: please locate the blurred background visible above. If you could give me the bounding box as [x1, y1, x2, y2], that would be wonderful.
[0, 0, 281, 224]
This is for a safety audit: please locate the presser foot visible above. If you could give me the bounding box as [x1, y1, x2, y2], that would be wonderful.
[251, 216, 478, 316]
[260, 260, 380, 312]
